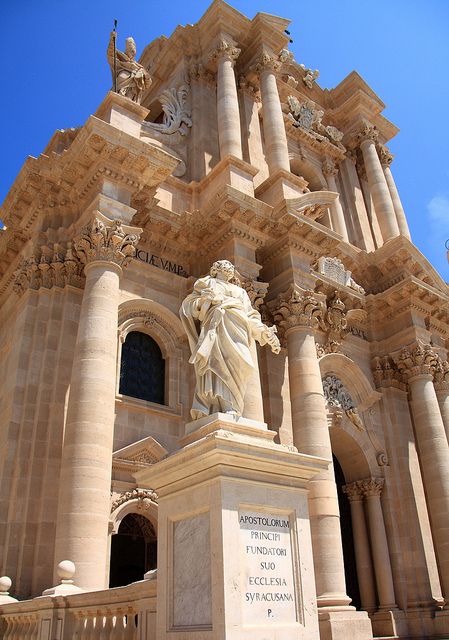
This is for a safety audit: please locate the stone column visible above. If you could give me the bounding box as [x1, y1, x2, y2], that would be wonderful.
[378, 146, 411, 240]
[255, 53, 290, 174]
[359, 478, 397, 609]
[356, 125, 400, 242]
[54, 214, 141, 591]
[274, 288, 350, 607]
[322, 159, 349, 241]
[343, 482, 377, 612]
[434, 356, 449, 443]
[210, 40, 243, 160]
[396, 343, 449, 599]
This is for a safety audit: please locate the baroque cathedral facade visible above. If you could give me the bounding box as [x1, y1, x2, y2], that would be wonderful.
[1, 2, 449, 639]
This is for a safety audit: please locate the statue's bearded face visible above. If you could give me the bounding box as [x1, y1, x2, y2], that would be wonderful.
[210, 260, 235, 281]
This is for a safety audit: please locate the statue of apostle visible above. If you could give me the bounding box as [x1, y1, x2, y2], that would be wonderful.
[180, 260, 280, 420]
[107, 32, 151, 104]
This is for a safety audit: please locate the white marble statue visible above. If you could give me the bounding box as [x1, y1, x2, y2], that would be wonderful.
[180, 260, 280, 420]
[107, 32, 151, 104]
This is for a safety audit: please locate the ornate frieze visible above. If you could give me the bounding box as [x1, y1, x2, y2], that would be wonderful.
[313, 257, 365, 294]
[287, 97, 345, 150]
[273, 287, 326, 336]
[110, 488, 158, 513]
[371, 355, 404, 390]
[74, 216, 141, 268]
[322, 374, 364, 431]
[13, 244, 84, 295]
[395, 341, 438, 380]
[141, 85, 192, 137]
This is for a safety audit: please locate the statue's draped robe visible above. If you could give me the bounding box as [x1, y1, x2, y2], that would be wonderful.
[107, 38, 149, 103]
[181, 276, 269, 419]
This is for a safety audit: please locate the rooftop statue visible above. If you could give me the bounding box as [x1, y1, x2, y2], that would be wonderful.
[107, 31, 151, 104]
[180, 260, 280, 420]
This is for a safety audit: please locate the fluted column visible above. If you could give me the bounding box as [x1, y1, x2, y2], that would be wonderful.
[210, 40, 243, 160]
[274, 288, 351, 608]
[378, 147, 411, 239]
[54, 214, 141, 590]
[396, 342, 449, 598]
[343, 482, 377, 612]
[356, 125, 399, 242]
[322, 159, 349, 241]
[434, 356, 449, 443]
[255, 53, 290, 174]
[359, 478, 397, 609]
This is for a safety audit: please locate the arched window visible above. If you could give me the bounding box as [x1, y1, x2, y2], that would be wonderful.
[109, 513, 157, 588]
[119, 331, 165, 404]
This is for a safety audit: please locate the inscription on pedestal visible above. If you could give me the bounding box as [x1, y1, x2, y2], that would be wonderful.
[239, 510, 298, 624]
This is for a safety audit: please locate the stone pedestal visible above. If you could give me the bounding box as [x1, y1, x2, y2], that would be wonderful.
[95, 91, 149, 138]
[135, 413, 328, 640]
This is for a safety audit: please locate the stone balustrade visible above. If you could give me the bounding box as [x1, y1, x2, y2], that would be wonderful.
[0, 580, 156, 640]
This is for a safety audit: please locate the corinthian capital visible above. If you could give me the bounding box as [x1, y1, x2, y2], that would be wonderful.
[342, 481, 364, 502]
[273, 287, 326, 336]
[378, 145, 393, 167]
[354, 123, 378, 146]
[74, 213, 142, 269]
[395, 341, 438, 380]
[253, 52, 282, 74]
[322, 158, 338, 177]
[434, 356, 449, 390]
[209, 39, 241, 67]
[358, 477, 384, 498]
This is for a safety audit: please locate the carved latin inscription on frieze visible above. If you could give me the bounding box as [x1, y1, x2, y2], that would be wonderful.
[239, 511, 299, 624]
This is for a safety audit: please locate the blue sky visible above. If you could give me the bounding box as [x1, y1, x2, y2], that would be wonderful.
[1, 0, 448, 280]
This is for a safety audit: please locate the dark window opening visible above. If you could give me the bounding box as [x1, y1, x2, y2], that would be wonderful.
[119, 331, 165, 404]
[333, 454, 362, 610]
[109, 513, 157, 588]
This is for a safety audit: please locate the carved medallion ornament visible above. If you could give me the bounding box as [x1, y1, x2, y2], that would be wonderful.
[74, 216, 141, 268]
[273, 287, 326, 337]
[322, 374, 364, 431]
[313, 257, 365, 294]
[395, 341, 438, 380]
[111, 488, 158, 514]
[287, 97, 345, 149]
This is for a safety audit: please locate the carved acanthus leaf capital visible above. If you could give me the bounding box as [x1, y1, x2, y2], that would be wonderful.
[13, 243, 84, 295]
[342, 481, 364, 502]
[395, 341, 438, 380]
[322, 159, 338, 177]
[74, 214, 141, 269]
[273, 287, 326, 336]
[209, 39, 241, 67]
[378, 145, 393, 167]
[434, 356, 449, 390]
[354, 123, 379, 146]
[253, 52, 282, 75]
[358, 477, 384, 498]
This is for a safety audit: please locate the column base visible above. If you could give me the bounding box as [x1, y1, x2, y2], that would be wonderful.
[318, 609, 372, 640]
[371, 609, 407, 638]
[434, 608, 449, 638]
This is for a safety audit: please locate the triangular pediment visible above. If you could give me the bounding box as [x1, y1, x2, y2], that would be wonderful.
[113, 435, 168, 471]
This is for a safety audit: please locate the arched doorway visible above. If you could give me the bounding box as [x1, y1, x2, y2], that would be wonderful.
[109, 513, 157, 588]
[333, 454, 362, 610]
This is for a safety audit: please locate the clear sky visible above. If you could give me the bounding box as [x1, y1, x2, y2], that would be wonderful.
[1, 0, 448, 279]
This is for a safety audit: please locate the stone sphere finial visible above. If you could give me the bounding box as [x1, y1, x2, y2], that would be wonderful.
[57, 560, 76, 582]
[0, 576, 12, 593]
